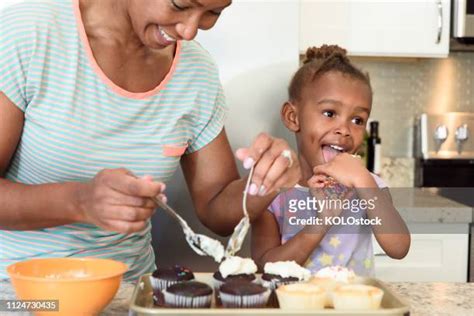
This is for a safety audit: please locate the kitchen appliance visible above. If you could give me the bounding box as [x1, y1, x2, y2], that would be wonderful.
[414, 112, 474, 282]
[452, 0, 474, 39]
[415, 112, 474, 186]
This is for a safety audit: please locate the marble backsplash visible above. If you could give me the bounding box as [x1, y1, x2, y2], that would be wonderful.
[380, 157, 415, 187]
[353, 52, 474, 158]
[351, 52, 474, 188]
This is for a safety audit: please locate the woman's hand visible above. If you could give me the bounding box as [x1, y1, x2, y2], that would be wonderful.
[309, 153, 375, 188]
[76, 168, 166, 234]
[235, 133, 301, 196]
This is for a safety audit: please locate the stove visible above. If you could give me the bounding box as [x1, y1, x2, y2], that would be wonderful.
[414, 112, 474, 282]
[415, 112, 474, 188]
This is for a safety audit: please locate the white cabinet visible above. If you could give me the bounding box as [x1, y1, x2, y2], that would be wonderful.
[300, 0, 451, 58]
[373, 224, 469, 282]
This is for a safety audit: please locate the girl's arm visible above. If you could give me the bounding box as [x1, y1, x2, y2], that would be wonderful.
[251, 209, 328, 270]
[357, 186, 411, 259]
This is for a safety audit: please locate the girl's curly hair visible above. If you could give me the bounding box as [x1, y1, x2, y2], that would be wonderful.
[289, 44, 372, 102]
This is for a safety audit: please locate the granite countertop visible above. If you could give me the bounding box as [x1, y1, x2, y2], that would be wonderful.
[1, 280, 473, 315]
[390, 188, 473, 224]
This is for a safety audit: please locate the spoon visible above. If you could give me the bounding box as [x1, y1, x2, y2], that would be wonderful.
[151, 195, 224, 263]
[225, 166, 254, 257]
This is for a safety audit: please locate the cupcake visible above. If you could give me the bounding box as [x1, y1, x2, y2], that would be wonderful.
[309, 265, 356, 307]
[332, 284, 384, 310]
[275, 283, 325, 310]
[162, 281, 213, 308]
[152, 288, 165, 307]
[261, 261, 311, 290]
[150, 265, 194, 291]
[219, 280, 270, 308]
[212, 256, 257, 290]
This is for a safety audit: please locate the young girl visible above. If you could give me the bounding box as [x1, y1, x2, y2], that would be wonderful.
[251, 45, 410, 276]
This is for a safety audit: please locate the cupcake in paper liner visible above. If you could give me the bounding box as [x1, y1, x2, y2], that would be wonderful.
[276, 283, 326, 310]
[261, 261, 311, 290]
[212, 256, 258, 294]
[212, 270, 257, 290]
[333, 284, 384, 310]
[219, 281, 270, 308]
[150, 265, 194, 291]
[309, 265, 357, 307]
[162, 281, 213, 308]
[152, 288, 165, 307]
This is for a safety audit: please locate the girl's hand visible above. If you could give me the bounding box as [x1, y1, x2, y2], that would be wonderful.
[76, 168, 166, 234]
[235, 133, 301, 196]
[309, 153, 375, 188]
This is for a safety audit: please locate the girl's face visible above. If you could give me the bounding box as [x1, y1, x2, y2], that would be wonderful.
[288, 71, 372, 170]
[127, 0, 231, 49]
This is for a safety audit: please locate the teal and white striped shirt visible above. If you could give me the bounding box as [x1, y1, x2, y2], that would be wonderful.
[0, 0, 226, 281]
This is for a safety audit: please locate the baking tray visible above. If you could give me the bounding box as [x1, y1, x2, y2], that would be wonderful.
[129, 273, 410, 316]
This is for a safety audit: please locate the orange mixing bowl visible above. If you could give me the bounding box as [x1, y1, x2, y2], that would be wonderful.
[7, 258, 128, 316]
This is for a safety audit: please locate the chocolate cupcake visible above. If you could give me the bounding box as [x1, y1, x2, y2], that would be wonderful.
[152, 288, 165, 307]
[162, 281, 213, 308]
[261, 261, 310, 290]
[261, 273, 300, 289]
[212, 256, 258, 291]
[213, 271, 256, 283]
[150, 265, 194, 291]
[219, 281, 270, 308]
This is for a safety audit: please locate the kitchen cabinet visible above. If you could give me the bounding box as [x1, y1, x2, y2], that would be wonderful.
[373, 224, 469, 282]
[300, 0, 451, 58]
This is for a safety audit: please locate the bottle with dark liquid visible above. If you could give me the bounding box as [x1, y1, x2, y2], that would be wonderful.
[367, 121, 381, 174]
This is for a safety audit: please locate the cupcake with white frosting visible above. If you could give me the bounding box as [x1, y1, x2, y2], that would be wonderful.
[212, 256, 258, 290]
[261, 261, 311, 290]
[309, 265, 357, 307]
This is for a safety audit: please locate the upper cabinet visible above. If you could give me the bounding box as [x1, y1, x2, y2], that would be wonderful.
[300, 0, 451, 58]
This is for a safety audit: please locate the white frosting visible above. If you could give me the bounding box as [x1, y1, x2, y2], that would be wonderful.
[264, 261, 311, 281]
[314, 266, 356, 283]
[198, 236, 224, 263]
[218, 256, 257, 278]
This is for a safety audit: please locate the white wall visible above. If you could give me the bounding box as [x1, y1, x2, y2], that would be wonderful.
[196, 0, 300, 148]
[154, 0, 301, 270]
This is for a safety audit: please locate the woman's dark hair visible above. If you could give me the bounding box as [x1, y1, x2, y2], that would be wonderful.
[288, 45, 372, 102]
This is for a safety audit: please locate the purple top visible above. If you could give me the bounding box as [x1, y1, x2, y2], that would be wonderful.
[267, 174, 387, 276]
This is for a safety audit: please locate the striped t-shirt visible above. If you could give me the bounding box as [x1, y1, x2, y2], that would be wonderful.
[0, 0, 226, 281]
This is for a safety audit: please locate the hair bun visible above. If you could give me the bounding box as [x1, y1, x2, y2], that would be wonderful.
[303, 45, 348, 64]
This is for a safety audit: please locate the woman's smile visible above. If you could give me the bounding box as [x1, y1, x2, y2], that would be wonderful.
[155, 25, 177, 47]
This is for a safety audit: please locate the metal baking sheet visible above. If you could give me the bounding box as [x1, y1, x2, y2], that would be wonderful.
[129, 273, 410, 316]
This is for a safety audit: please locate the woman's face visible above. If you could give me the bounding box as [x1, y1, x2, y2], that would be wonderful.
[127, 0, 231, 49]
[295, 71, 372, 169]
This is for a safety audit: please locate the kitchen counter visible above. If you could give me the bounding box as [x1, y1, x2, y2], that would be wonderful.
[1, 280, 473, 315]
[391, 188, 473, 224]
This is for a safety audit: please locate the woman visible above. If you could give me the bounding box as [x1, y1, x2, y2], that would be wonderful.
[0, 0, 300, 281]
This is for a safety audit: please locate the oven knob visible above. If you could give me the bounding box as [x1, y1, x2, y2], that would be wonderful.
[455, 124, 469, 154]
[434, 125, 448, 141]
[433, 125, 448, 153]
[455, 124, 469, 141]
